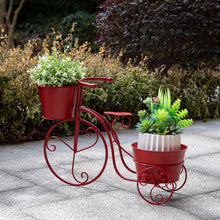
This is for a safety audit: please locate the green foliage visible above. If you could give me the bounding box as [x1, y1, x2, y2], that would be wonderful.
[15, 1, 102, 48]
[158, 88, 171, 109]
[136, 88, 193, 135]
[29, 48, 85, 86]
[0, 28, 220, 144]
[95, 0, 219, 70]
[175, 109, 189, 121]
[136, 118, 154, 134]
[151, 108, 173, 134]
[18, 0, 103, 19]
[178, 119, 194, 128]
[170, 99, 181, 118]
[60, 11, 96, 47]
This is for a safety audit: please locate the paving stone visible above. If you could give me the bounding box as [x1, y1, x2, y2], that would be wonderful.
[199, 129, 220, 139]
[0, 156, 46, 173]
[24, 190, 201, 220]
[175, 169, 220, 196]
[186, 153, 220, 177]
[0, 119, 219, 220]
[0, 203, 36, 220]
[0, 185, 65, 209]
[58, 154, 138, 194]
[16, 167, 68, 186]
[51, 183, 102, 198]
[170, 194, 220, 219]
[181, 134, 220, 158]
[208, 190, 220, 199]
[183, 119, 220, 135]
[0, 140, 43, 161]
[0, 171, 32, 192]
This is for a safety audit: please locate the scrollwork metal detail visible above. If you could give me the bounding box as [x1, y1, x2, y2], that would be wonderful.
[137, 166, 174, 205]
[44, 118, 108, 186]
[162, 165, 187, 192]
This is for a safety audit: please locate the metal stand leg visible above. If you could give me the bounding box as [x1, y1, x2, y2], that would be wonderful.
[44, 118, 108, 186]
[42, 78, 188, 205]
[136, 166, 175, 205]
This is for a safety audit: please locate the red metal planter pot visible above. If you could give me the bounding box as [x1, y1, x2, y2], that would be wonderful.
[37, 85, 78, 120]
[132, 142, 187, 184]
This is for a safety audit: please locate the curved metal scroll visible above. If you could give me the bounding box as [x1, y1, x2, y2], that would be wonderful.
[44, 118, 108, 186]
[162, 165, 187, 192]
[136, 166, 174, 205]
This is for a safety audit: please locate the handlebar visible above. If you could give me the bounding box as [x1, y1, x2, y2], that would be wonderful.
[78, 77, 113, 88]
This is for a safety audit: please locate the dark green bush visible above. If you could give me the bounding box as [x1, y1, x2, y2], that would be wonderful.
[15, 0, 103, 46]
[17, 0, 103, 20]
[95, 0, 220, 70]
[60, 11, 96, 47]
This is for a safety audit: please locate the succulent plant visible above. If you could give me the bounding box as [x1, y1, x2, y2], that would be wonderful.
[136, 88, 193, 135]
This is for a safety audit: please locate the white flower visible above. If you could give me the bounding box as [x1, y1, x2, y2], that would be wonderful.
[29, 49, 85, 87]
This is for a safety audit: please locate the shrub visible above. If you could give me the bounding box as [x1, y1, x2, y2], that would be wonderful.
[19, 0, 103, 20]
[29, 48, 85, 86]
[0, 28, 219, 144]
[0, 36, 41, 143]
[95, 0, 220, 71]
[15, 1, 103, 47]
[60, 11, 97, 47]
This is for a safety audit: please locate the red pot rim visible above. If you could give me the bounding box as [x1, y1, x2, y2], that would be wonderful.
[132, 142, 187, 165]
[37, 84, 79, 88]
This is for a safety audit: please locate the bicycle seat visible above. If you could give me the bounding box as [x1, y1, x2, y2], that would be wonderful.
[104, 111, 132, 116]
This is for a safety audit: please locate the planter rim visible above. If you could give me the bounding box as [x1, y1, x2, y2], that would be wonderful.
[36, 84, 79, 88]
[132, 142, 187, 153]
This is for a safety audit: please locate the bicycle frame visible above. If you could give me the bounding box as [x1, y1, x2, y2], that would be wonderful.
[43, 77, 187, 205]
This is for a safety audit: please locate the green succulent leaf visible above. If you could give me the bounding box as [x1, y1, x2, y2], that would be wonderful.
[175, 109, 189, 122]
[158, 87, 171, 109]
[136, 117, 154, 133]
[170, 99, 181, 118]
[178, 119, 193, 128]
[136, 87, 193, 135]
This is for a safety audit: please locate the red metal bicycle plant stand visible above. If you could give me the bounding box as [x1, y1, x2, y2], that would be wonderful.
[43, 77, 187, 205]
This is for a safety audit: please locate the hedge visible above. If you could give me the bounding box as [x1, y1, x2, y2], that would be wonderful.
[0, 28, 219, 144]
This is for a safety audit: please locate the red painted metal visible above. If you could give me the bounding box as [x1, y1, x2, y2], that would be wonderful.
[104, 111, 132, 116]
[104, 111, 132, 128]
[163, 165, 187, 192]
[132, 142, 187, 183]
[136, 166, 174, 205]
[78, 77, 112, 88]
[79, 105, 137, 181]
[42, 77, 188, 205]
[38, 85, 78, 120]
[44, 118, 108, 186]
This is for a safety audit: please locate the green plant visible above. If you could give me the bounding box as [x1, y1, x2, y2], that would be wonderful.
[136, 88, 193, 135]
[29, 48, 85, 86]
[1, 27, 219, 144]
[60, 11, 96, 47]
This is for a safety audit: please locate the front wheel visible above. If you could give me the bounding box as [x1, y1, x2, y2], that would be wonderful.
[44, 118, 108, 186]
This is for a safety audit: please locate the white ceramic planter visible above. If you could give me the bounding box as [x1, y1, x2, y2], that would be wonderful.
[137, 133, 181, 152]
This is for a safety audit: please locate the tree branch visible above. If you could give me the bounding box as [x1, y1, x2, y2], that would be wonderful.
[6, 0, 26, 49]
[0, 0, 7, 25]
[5, 0, 13, 28]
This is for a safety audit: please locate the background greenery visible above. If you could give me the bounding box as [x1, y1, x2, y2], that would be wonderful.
[14, 0, 102, 47]
[1, 29, 219, 144]
[0, 0, 220, 144]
